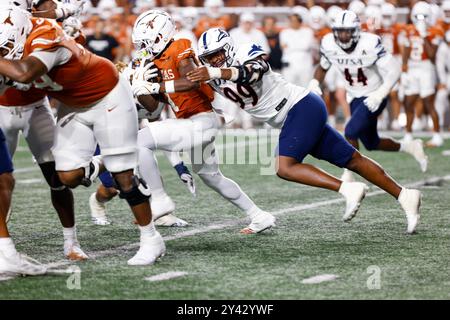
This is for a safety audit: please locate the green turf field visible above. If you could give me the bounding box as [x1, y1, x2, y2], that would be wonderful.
[1, 131, 450, 299]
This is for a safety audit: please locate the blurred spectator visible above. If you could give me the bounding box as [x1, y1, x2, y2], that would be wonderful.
[280, 8, 315, 86]
[173, 13, 198, 52]
[194, 0, 233, 38]
[86, 19, 123, 62]
[230, 13, 270, 53]
[261, 16, 283, 71]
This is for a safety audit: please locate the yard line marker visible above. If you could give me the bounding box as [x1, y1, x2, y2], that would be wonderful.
[17, 178, 43, 184]
[145, 271, 188, 282]
[302, 274, 339, 284]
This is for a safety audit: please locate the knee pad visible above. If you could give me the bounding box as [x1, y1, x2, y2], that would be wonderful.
[39, 162, 66, 191]
[115, 175, 151, 207]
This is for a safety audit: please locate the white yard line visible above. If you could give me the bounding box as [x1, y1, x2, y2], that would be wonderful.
[17, 179, 43, 184]
[145, 271, 188, 282]
[2, 174, 448, 282]
[302, 274, 339, 284]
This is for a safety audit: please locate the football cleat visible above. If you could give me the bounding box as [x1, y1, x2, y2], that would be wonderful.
[0, 251, 47, 276]
[398, 188, 421, 234]
[240, 209, 276, 234]
[426, 134, 444, 148]
[401, 139, 428, 172]
[64, 241, 89, 261]
[151, 194, 176, 221]
[339, 181, 369, 222]
[80, 156, 102, 187]
[154, 214, 189, 227]
[127, 232, 166, 266]
[341, 168, 356, 182]
[89, 193, 111, 226]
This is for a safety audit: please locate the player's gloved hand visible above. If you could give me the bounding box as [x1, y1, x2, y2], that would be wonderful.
[12, 82, 32, 91]
[307, 79, 323, 96]
[56, 0, 86, 19]
[364, 88, 387, 113]
[62, 16, 82, 38]
[133, 60, 160, 83]
[132, 80, 160, 97]
[415, 20, 428, 38]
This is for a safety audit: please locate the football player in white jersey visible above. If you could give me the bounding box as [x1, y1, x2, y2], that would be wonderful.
[129, 10, 276, 235]
[309, 10, 428, 183]
[187, 27, 422, 234]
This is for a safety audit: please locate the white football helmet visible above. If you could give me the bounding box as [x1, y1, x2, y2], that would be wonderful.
[443, 0, 450, 24]
[0, 8, 32, 60]
[411, 1, 432, 27]
[198, 28, 235, 68]
[326, 5, 343, 27]
[332, 10, 361, 50]
[132, 10, 176, 61]
[0, 0, 33, 11]
[348, 0, 366, 17]
[367, 0, 385, 7]
[309, 5, 327, 30]
[181, 7, 199, 31]
[381, 2, 397, 28]
[429, 3, 444, 26]
[292, 6, 310, 24]
[365, 5, 382, 31]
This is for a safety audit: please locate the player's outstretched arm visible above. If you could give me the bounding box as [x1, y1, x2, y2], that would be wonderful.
[33, 0, 84, 20]
[0, 56, 47, 84]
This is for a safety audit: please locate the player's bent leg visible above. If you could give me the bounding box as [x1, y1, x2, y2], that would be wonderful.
[192, 141, 275, 234]
[137, 147, 187, 227]
[112, 169, 166, 266]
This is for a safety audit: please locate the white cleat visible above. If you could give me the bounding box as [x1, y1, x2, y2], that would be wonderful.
[398, 188, 421, 234]
[151, 194, 176, 221]
[154, 214, 188, 227]
[180, 173, 196, 197]
[402, 133, 414, 144]
[341, 169, 356, 182]
[339, 182, 369, 222]
[89, 193, 111, 226]
[401, 139, 428, 172]
[64, 241, 89, 261]
[127, 232, 166, 266]
[240, 209, 276, 234]
[5, 207, 12, 224]
[426, 134, 444, 148]
[0, 251, 47, 276]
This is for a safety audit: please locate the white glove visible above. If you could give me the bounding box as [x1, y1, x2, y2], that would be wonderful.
[56, 0, 86, 19]
[307, 79, 323, 96]
[364, 88, 387, 113]
[133, 59, 159, 83]
[62, 16, 82, 38]
[132, 80, 160, 97]
[12, 82, 31, 91]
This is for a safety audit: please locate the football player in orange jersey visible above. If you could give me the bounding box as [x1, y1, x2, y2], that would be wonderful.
[0, 7, 165, 266]
[401, 1, 444, 147]
[0, 0, 88, 267]
[130, 10, 276, 234]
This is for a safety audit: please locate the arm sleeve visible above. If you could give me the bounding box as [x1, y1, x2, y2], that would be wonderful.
[29, 47, 73, 72]
[319, 43, 332, 70]
[175, 39, 196, 68]
[375, 52, 401, 93]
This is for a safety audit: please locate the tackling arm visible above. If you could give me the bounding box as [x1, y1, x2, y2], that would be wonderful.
[0, 56, 47, 84]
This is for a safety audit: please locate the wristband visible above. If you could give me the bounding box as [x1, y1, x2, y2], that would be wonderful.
[165, 80, 175, 94]
[207, 67, 222, 80]
[229, 67, 239, 82]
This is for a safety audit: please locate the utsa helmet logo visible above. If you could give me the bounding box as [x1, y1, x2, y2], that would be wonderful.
[217, 29, 229, 42]
[248, 44, 263, 56]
